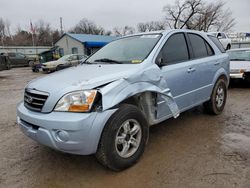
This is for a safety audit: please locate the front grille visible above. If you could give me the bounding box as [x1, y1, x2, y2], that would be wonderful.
[24, 89, 49, 112]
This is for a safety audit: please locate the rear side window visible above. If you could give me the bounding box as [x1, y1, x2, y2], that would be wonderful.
[188, 33, 214, 58]
[208, 35, 225, 53]
[160, 33, 189, 65]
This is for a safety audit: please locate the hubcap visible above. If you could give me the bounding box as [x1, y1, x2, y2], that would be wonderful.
[115, 119, 142, 158]
[215, 86, 225, 108]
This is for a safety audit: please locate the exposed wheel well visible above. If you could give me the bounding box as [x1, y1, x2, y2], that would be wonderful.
[116, 92, 158, 125]
[218, 74, 228, 85]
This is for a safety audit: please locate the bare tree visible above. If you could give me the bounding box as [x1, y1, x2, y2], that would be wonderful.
[70, 18, 107, 35]
[137, 21, 166, 32]
[113, 26, 135, 36]
[0, 18, 6, 38]
[0, 18, 13, 46]
[163, 0, 235, 32]
[34, 20, 53, 46]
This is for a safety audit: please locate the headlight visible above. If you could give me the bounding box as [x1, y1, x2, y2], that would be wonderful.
[54, 90, 97, 112]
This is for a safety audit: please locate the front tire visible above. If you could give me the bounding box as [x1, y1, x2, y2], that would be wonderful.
[96, 104, 149, 171]
[204, 78, 227, 115]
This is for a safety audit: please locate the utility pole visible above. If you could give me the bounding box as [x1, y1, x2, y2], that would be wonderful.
[60, 17, 63, 36]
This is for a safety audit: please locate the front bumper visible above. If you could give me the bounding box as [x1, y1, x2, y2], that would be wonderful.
[42, 66, 56, 72]
[230, 73, 244, 79]
[17, 102, 116, 155]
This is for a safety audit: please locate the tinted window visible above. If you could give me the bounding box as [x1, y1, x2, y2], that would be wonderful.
[205, 42, 214, 56]
[188, 34, 209, 58]
[208, 35, 226, 53]
[160, 33, 189, 65]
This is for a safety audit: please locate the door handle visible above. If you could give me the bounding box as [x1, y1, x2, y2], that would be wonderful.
[214, 61, 220, 66]
[187, 67, 196, 73]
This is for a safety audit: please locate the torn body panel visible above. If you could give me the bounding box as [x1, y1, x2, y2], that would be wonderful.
[99, 64, 180, 125]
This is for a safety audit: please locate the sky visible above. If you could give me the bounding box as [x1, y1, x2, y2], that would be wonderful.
[1, 0, 249, 33]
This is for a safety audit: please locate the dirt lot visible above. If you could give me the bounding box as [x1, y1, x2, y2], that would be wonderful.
[0, 67, 249, 188]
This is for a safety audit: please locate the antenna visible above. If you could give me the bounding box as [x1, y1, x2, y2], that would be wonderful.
[60, 17, 63, 35]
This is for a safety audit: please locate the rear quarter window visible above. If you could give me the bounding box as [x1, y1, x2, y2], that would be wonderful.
[208, 35, 226, 53]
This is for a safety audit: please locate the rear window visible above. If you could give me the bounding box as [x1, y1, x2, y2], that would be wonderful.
[208, 35, 226, 53]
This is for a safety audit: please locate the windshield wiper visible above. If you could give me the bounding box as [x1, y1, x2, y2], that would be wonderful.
[94, 58, 122, 64]
[81, 61, 92, 65]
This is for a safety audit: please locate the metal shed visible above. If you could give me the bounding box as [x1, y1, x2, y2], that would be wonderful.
[55, 33, 116, 56]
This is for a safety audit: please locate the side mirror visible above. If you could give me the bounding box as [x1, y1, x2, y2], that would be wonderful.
[156, 57, 164, 67]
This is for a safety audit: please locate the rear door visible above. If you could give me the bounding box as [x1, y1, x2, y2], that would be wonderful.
[186, 33, 216, 103]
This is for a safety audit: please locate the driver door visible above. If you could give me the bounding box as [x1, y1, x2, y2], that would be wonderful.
[156, 33, 198, 119]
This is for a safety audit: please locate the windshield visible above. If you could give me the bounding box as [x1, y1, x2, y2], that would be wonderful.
[58, 55, 72, 61]
[228, 50, 250, 61]
[86, 34, 162, 64]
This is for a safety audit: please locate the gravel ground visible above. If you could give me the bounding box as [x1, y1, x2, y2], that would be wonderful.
[0, 67, 249, 188]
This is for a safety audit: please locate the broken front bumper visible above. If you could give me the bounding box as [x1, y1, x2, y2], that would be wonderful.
[17, 102, 116, 155]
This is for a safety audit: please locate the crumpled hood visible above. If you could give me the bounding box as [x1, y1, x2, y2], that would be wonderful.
[230, 60, 250, 71]
[28, 64, 140, 94]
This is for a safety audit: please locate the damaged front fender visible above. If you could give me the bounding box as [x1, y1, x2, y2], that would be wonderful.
[99, 64, 180, 125]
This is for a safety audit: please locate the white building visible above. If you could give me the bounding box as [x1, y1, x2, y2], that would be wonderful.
[55, 33, 116, 56]
[0, 46, 51, 58]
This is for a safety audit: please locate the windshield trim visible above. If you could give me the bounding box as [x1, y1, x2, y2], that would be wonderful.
[84, 33, 163, 64]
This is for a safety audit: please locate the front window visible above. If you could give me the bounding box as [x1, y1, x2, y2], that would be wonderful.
[228, 50, 250, 61]
[86, 34, 162, 64]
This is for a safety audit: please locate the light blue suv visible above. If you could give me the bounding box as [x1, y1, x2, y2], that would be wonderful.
[17, 29, 229, 171]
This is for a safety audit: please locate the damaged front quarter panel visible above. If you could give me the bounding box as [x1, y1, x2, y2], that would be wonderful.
[99, 64, 180, 125]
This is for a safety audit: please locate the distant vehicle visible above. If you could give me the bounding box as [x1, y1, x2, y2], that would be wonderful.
[227, 48, 250, 81]
[56, 55, 88, 71]
[2, 52, 35, 67]
[31, 47, 60, 72]
[42, 54, 84, 72]
[0, 54, 11, 71]
[209, 32, 232, 50]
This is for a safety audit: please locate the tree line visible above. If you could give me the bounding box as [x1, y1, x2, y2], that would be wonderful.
[0, 0, 235, 46]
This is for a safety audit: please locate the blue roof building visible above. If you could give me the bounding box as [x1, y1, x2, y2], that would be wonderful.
[55, 33, 116, 56]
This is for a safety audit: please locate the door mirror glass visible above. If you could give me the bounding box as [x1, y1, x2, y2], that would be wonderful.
[156, 57, 164, 67]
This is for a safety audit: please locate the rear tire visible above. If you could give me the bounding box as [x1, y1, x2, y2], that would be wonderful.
[204, 78, 227, 115]
[96, 104, 149, 171]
